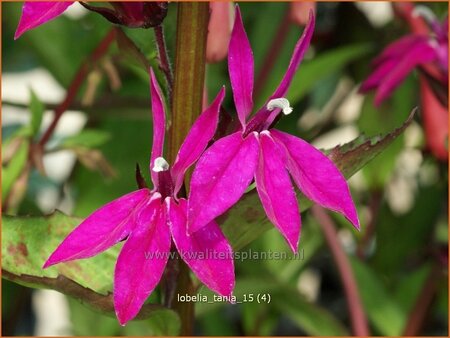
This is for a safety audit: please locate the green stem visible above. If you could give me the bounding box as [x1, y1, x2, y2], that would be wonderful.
[168, 2, 209, 163]
[168, 3, 209, 335]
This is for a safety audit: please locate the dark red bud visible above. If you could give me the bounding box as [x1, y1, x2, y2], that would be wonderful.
[80, 2, 168, 29]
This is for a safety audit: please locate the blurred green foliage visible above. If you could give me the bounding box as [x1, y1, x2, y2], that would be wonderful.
[2, 2, 448, 336]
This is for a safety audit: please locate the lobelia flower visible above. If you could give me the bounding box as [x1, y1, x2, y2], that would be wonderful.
[43, 70, 234, 325]
[360, 6, 448, 106]
[187, 7, 359, 252]
[14, 1, 168, 39]
[362, 4, 448, 160]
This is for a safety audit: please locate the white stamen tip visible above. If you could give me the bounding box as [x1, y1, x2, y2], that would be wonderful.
[267, 98, 293, 115]
[412, 6, 436, 24]
[152, 157, 169, 172]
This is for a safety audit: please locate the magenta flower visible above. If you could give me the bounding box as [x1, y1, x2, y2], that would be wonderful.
[43, 70, 234, 325]
[360, 9, 448, 106]
[187, 7, 359, 252]
[14, 1, 168, 39]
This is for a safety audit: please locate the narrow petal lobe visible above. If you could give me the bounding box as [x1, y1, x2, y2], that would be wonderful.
[228, 6, 254, 128]
[270, 11, 315, 99]
[375, 41, 436, 105]
[188, 132, 259, 233]
[149, 69, 166, 187]
[255, 132, 301, 252]
[167, 198, 235, 297]
[271, 130, 360, 229]
[43, 189, 151, 268]
[15, 1, 74, 39]
[114, 196, 170, 325]
[171, 87, 226, 196]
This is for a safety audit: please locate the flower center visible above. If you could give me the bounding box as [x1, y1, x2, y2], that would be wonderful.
[152, 157, 173, 199]
[152, 157, 170, 172]
[267, 97, 293, 115]
[243, 97, 293, 137]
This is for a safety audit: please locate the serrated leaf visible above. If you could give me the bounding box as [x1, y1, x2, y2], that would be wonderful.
[220, 110, 416, 250]
[328, 108, 416, 178]
[1, 211, 164, 319]
[29, 89, 45, 138]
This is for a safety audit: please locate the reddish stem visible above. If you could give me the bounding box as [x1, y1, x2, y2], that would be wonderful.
[403, 264, 441, 335]
[254, 7, 291, 99]
[154, 24, 173, 100]
[311, 205, 370, 336]
[356, 190, 382, 259]
[38, 28, 116, 147]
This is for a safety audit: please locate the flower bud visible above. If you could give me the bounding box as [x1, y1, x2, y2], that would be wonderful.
[81, 2, 168, 29]
[290, 1, 316, 26]
[206, 2, 234, 63]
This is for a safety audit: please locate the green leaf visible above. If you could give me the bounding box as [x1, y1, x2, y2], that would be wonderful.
[350, 258, 406, 335]
[58, 129, 111, 149]
[68, 297, 180, 336]
[2, 211, 164, 318]
[221, 110, 416, 250]
[273, 292, 348, 336]
[196, 277, 348, 335]
[2, 140, 29, 201]
[288, 44, 372, 105]
[29, 89, 45, 138]
[357, 76, 417, 188]
[256, 43, 372, 108]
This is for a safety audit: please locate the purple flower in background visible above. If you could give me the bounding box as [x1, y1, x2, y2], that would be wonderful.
[14, 1, 168, 39]
[360, 8, 448, 106]
[43, 70, 234, 325]
[187, 7, 360, 252]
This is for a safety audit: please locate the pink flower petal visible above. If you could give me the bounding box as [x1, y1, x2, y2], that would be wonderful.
[149, 69, 166, 187]
[167, 198, 235, 297]
[255, 132, 301, 252]
[270, 11, 315, 99]
[228, 6, 254, 128]
[171, 87, 226, 196]
[374, 40, 436, 105]
[114, 196, 170, 325]
[372, 35, 424, 67]
[360, 58, 398, 92]
[248, 11, 315, 128]
[43, 189, 151, 268]
[188, 131, 259, 233]
[15, 1, 74, 39]
[271, 130, 360, 229]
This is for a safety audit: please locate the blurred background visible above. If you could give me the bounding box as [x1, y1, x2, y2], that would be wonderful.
[2, 1, 448, 336]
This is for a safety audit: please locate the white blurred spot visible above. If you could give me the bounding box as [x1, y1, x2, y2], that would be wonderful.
[311, 125, 359, 150]
[297, 269, 321, 302]
[32, 290, 72, 336]
[356, 2, 394, 27]
[63, 2, 87, 19]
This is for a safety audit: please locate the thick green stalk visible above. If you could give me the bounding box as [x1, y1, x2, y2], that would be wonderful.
[168, 3, 209, 335]
[168, 3, 209, 162]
